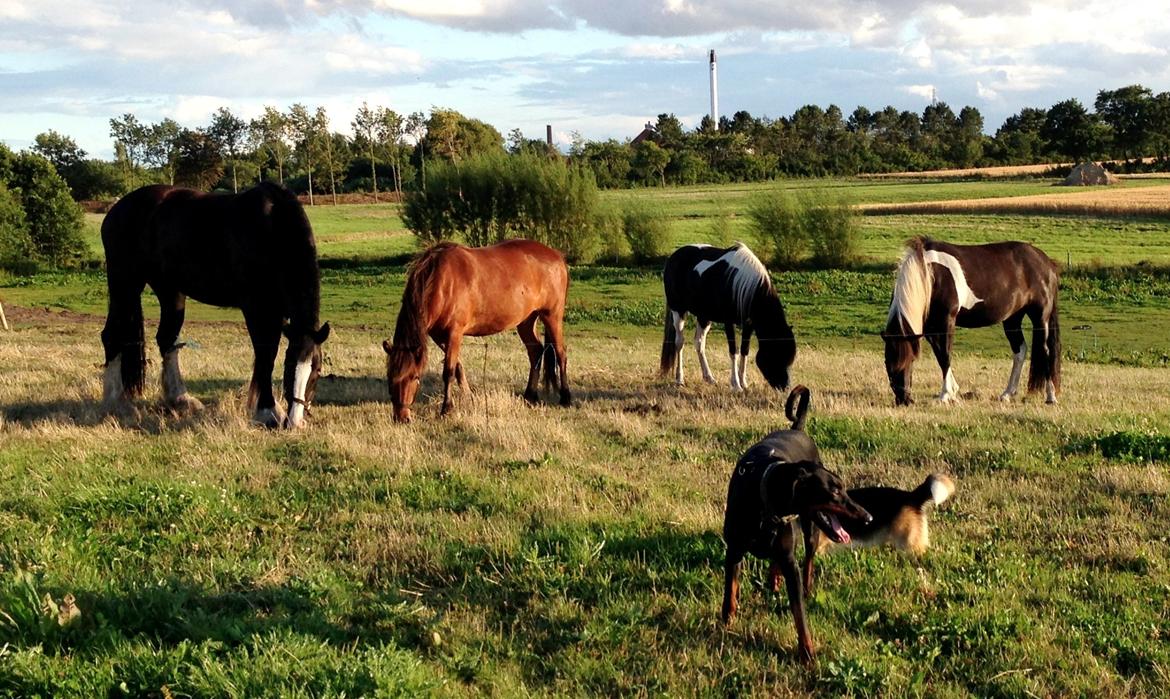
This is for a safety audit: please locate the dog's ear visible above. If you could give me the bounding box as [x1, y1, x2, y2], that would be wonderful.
[788, 461, 821, 503]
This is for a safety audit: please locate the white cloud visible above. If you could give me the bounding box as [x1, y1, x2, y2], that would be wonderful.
[903, 84, 935, 101]
[976, 81, 998, 101]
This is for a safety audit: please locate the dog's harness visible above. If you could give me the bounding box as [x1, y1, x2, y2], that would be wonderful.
[757, 460, 796, 548]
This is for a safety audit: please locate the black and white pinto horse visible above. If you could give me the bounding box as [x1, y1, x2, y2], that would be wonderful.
[100, 182, 330, 428]
[882, 237, 1061, 406]
[660, 243, 796, 390]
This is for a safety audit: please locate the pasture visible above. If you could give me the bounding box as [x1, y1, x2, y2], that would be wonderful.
[2, 177, 1169, 696]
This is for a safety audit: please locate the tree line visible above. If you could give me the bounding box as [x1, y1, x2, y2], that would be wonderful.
[21, 84, 1170, 203]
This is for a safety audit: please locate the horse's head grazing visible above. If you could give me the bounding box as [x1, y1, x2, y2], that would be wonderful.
[882, 319, 920, 406]
[756, 322, 796, 390]
[383, 339, 425, 423]
[282, 322, 331, 428]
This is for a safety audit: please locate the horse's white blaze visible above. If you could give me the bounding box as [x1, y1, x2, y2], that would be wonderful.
[671, 310, 685, 385]
[1000, 346, 1026, 401]
[102, 354, 123, 406]
[888, 247, 934, 335]
[923, 250, 983, 311]
[694, 323, 715, 383]
[161, 349, 188, 403]
[694, 243, 770, 322]
[287, 358, 312, 427]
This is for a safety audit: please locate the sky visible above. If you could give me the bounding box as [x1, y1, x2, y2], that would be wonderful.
[2, 1, 1169, 159]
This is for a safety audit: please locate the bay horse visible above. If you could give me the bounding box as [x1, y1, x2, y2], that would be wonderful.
[882, 237, 1061, 406]
[660, 243, 796, 391]
[100, 183, 330, 428]
[382, 239, 571, 423]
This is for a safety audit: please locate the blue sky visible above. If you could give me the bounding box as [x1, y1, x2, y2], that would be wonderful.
[2, 1, 1169, 158]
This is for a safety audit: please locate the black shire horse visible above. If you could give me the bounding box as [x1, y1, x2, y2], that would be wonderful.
[100, 183, 330, 428]
[660, 243, 796, 390]
[883, 237, 1061, 406]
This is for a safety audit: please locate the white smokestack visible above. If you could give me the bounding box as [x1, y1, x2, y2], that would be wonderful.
[709, 49, 719, 130]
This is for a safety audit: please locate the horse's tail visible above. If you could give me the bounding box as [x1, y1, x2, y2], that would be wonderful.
[100, 189, 155, 401]
[659, 306, 678, 376]
[785, 385, 811, 431]
[542, 324, 560, 393]
[1028, 300, 1061, 396]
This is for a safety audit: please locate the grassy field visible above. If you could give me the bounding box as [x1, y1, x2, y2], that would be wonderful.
[2, 177, 1170, 697]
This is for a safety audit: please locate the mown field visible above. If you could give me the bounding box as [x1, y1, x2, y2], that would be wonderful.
[2, 177, 1169, 697]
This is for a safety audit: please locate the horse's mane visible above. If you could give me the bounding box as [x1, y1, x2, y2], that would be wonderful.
[887, 237, 933, 337]
[726, 242, 774, 321]
[263, 182, 320, 334]
[392, 242, 458, 355]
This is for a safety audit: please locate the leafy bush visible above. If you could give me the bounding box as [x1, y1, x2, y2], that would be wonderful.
[0, 145, 87, 271]
[620, 201, 670, 263]
[747, 188, 859, 269]
[401, 151, 600, 262]
[803, 191, 860, 267]
[747, 189, 805, 268]
[592, 205, 627, 264]
[0, 183, 34, 272]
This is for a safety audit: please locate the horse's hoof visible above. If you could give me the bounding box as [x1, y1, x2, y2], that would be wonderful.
[104, 399, 141, 421]
[170, 393, 204, 415]
[440, 405, 454, 418]
[998, 392, 1013, 402]
[523, 390, 540, 405]
[559, 392, 572, 407]
[702, 376, 716, 385]
[252, 408, 281, 429]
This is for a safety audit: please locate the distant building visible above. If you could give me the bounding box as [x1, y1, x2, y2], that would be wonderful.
[631, 122, 656, 145]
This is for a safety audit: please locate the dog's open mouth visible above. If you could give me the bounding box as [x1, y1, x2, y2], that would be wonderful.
[814, 510, 851, 544]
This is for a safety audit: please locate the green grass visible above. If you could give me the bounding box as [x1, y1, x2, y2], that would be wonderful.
[3, 178, 1170, 696]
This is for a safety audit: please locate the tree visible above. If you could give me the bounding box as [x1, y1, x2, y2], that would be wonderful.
[109, 113, 149, 191]
[377, 108, 406, 197]
[632, 140, 669, 186]
[422, 108, 504, 163]
[1043, 99, 1105, 162]
[0, 181, 33, 270]
[992, 108, 1048, 164]
[286, 103, 317, 204]
[208, 107, 247, 192]
[405, 110, 428, 190]
[315, 106, 340, 205]
[952, 106, 985, 168]
[1095, 85, 1153, 162]
[143, 118, 182, 185]
[33, 130, 95, 199]
[250, 106, 291, 184]
[352, 101, 383, 200]
[173, 128, 224, 189]
[1, 145, 87, 267]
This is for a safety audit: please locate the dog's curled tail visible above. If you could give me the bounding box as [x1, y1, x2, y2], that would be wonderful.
[785, 385, 811, 431]
[911, 473, 955, 509]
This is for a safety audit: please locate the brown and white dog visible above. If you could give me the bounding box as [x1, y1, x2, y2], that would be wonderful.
[800, 474, 955, 596]
[721, 386, 871, 665]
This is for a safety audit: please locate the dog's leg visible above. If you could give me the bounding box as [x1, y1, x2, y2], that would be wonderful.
[721, 547, 745, 624]
[767, 561, 781, 593]
[800, 517, 816, 599]
[774, 523, 815, 664]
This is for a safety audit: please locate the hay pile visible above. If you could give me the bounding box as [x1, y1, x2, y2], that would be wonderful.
[1062, 162, 1119, 186]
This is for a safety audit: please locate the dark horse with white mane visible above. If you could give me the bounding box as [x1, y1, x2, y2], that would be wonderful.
[883, 237, 1060, 406]
[660, 243, 796, 390]
[101, 183, 330, 428]
[382, 239, 571, 423]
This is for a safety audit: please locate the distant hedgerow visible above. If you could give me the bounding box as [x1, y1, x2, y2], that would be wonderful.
[402, 151, 600, 262]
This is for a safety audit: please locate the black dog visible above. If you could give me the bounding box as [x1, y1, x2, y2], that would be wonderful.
[721, 386, 871, 664]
